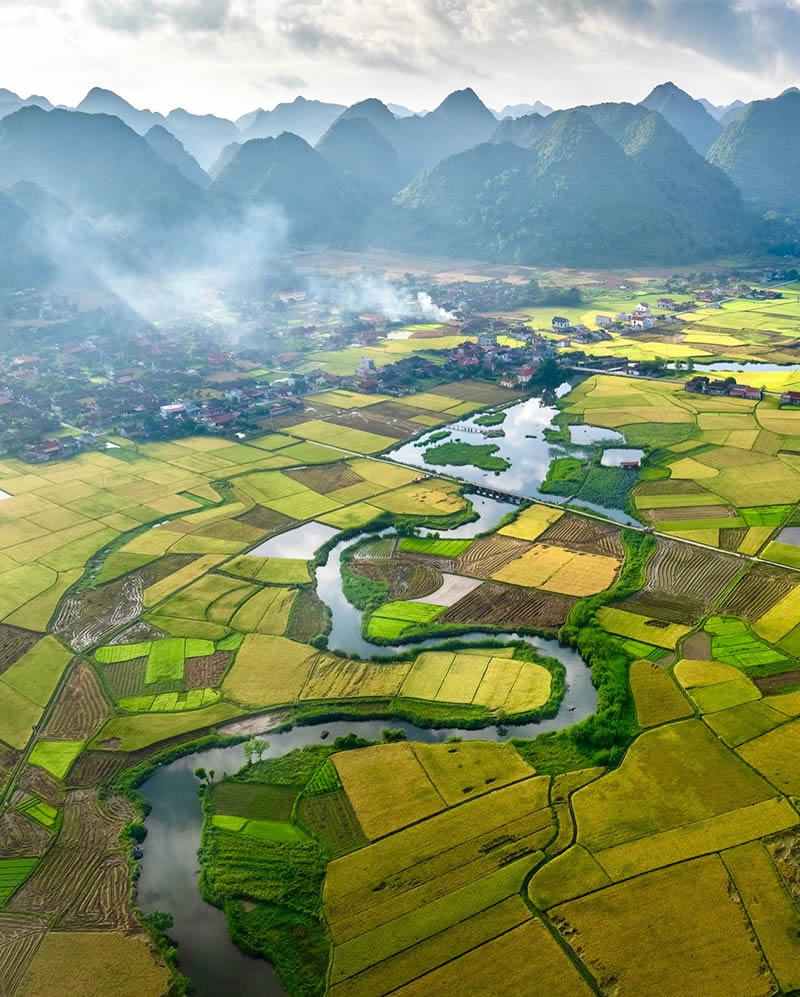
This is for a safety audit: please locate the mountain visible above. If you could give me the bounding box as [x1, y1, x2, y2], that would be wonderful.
[639, 81, 722, 153]
[316, 116, 408, 195]
[144, 125, 209, 188]
[491, 112, 550, 147]
[210, 132, 368, 245]
[0, 90, 53, 120]
[0, 107, 213, 260]
[164, 109, 240, 170]
[395, 106, 752, 266]
[707, 91, 800, 214]
[76, 86, 164, 134]
[208, 142, 241, 179]
[335, 89, 498, 175]
[240, 97, 346, 146]
[386, 103, 418, 118]
[495, 101, 553, 119]
[0, 190, 56, 286]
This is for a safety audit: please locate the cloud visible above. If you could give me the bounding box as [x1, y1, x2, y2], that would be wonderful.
[264, 73, 308, 90]
[87, 0, 246, 35]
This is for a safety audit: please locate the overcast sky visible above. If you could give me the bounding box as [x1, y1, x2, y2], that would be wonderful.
[1, 0, 799, 117]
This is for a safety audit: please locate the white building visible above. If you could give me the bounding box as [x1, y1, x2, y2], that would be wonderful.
[635, 302, 651, 316]
[596, 315, 613, 328]
[552, 316, 572, 331]
[358, 356, 377, 375]
[631, 314, 655, 330]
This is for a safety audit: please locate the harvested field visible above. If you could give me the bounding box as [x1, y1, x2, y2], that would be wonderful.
[719, 527, 748, 551]
[647, 505, 737, 521]
[11, 789, 135, 920]
[394, 549, 457, 573]
[681, 631, 712, 659]
[550, 856, 775, 997]
[456, 535, 533, 578]
[619, 538, 741, 624]
[48, 556, 199, 650]
[0, 624, 40, 676]
[755, 668, 800, 693]
[429, 379, 520, 404]
[0, 912, 48, 997]
[0, 808, 52, 857]
[184, 650, 231, 689]
[324, 409, 413, 441]
[283, 462, 364, 494]
[537, 514, 624, 557]
[635, 479, 709, 495]
[285, 588, 328, 642]
[438, 582, 574, 630]
[234, 505, 294, 532]
[41, 662, 109, 740]
[108, 621, 166, 644]
[18, 765, 63, 807]
[350, 560, 442, 601]
[721, 563, 800, 622]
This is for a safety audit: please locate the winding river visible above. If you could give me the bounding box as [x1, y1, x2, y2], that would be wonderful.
[136, 493, 600, 995]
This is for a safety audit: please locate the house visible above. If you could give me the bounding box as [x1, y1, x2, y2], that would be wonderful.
[630, 314, 655, 330]
[358, 356, 377, 375]
[708, 380, 729, 395]
[623, 363, 643, 376]
[782, 391, 800, 406]
[478, 331, 498, 347]
[595, 315, 613, 328]
[515, 365, 536, 384]
[615, 313, 631, 323]
[635, 302, 651, 315]
[620, 459, 640, 469]
[685, 376, 709, 393]
[552, 316, 572, 331]
[159, 403, 186, 418]
[499, 376, 516, 389]
[656, 298, 676, 310]
[729, 384, 762, 401]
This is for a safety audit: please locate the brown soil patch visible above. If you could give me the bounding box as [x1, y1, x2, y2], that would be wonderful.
[0, 912, 48, 997]
[325, 409, 410, 440]
[19, 765, 64, 808]
[184, 651, 231, 689]
[428, 379, 520, 404]
[754, 669, 800, 694]
[680, 631, 712, 660]
[0, 807, 52, 857]
[719, 528, 747, 552]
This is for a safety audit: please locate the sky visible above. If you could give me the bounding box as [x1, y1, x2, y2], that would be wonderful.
[1, 0, 799, 118]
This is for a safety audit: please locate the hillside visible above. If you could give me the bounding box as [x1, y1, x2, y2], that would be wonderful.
[0, 107, 214, 260]
[145, 125, 209, 188]
[707, 91, 800, 214]
[0, 190, 55, 286]
[639, 81, 722, 153]
[316, 116, 409, 195]
[210, 132, 368, 245]
[395, 107, 752, 266]
[241, 96, 346, 145]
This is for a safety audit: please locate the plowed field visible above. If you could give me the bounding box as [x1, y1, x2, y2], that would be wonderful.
[439, 582, 574, 629]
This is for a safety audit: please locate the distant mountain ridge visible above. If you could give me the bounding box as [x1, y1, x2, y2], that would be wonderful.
[639, 81, 722, 153]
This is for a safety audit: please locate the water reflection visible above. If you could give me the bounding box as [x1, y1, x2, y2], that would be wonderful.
[248, 521, 339, 559]
[601, 449, 644, 467]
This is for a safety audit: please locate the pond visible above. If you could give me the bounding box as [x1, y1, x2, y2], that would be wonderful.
[601, 448, 644, 467]
[388, 387, 637, 525]
[569, 425, 625, 445]
[136, 498, 600, 997]
[248, 521, 340, 559]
